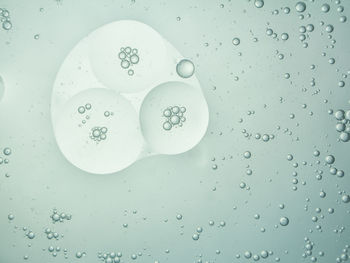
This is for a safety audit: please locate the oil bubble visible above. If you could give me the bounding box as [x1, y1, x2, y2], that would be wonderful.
[254, 0, 264, 8]
[232, 37, 240, 46]
[325, 155, 335, 164]
[176, 59, 195, 78]
[279, 216, 289, 226]
[321, 4, 330, 13]
[295, 2, 306, 13]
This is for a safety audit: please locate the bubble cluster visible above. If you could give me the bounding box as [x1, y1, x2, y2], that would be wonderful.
[336, 245, 350, 262]
[0, 146, 11, 166]
[77, 103, 92, 125]
[162, 106, 187, 131]
[90, 126, 108, 142]
[0, 8, 12, 31]
[332, 109, 350, 142]
[47, 245, 68, 258]
[238, 249, 274, 261]
[45, 228, 61, 240]
[50, 209, 72, 223]
[97, 251, 123, 263]
[118, 46, 139, 76]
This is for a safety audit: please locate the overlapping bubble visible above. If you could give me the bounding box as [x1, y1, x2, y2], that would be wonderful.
[51, 20, 209, 174]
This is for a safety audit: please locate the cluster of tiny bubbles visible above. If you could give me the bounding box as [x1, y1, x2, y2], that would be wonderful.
[298, 23, 314, 48]
[118, 46, 139, 76]
[97, 251, 123, 263]
[232, 37, 240, 46]
[0, 146, 11, 165]
[254, 0, 264, 8]
[50, 209, 72, 223]
[162, 106, 186, 131]
[254, 132, 274, 142]
[46, 245, 67, 258]
[336, 245, 350, 262]
[77, 103, 92, 125]
[176, 59, 195, 78]
[90, 126, 108, 142]
[0, 8, 12, 30]
[45, 228, 61, 240]
[301, 237, 323, 261]
[332, 109, 350, 142]
[238, 250, 274, 261]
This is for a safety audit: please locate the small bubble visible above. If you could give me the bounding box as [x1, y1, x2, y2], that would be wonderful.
[254, 0, 264, 8]
[279, 216, 289, 226]
[321, 4, 330, 13]
[3, 147, 11, 155]
[342, 194, 350, 203]
[295, 2, 306, 13]
[325, 155, 335, 164]
[192, 233, 199, 241]
[176, 59, 195, 78]
[243, 151, 251, 159]
[232, 37, 240, 45]
[8, 214, 14, 220]
[281, 33, 289, 41]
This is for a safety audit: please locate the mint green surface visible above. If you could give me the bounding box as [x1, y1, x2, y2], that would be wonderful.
[0, 0, 349, 262]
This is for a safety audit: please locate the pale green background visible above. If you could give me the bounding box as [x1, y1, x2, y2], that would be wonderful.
[0, 0, 349, 262]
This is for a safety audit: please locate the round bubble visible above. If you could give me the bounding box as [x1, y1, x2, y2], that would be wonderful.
[325, 155, 335, 164]
[281, 33, 289, 40]
[340, 132, 350, 142]
[176, 59, 195, 78]
[232, 37, 240, 45]
[140, 81, 209, 155]
[279, 216, 289, 226]
[342, 195, 350, 203]
[254, 0, 264, 8]
[295, 2, 306, 13]
[321, 4, 330, 13]
[54, 88, 143, 174]
[2, 20, 12, 30]
[335, 110, 345, 120]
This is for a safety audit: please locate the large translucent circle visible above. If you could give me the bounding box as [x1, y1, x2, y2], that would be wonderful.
[88, 20, 167, 93]
[139, 81, 209, 155]
[54, 88, 144, 174]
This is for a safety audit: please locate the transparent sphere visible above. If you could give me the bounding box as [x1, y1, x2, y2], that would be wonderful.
[176, 59, 195, 78]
